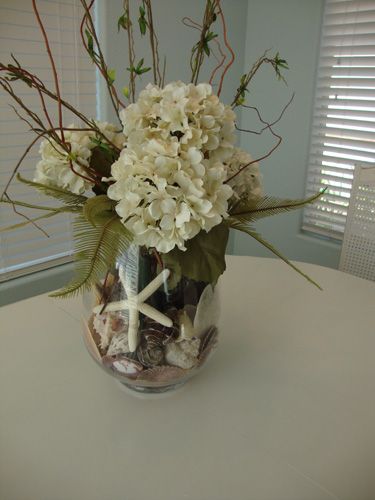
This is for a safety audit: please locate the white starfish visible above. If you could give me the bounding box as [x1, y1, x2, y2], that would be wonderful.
[93, 268, 172, 352]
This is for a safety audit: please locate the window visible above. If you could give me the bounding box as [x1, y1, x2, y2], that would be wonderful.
[0, 0, 97, 281]
[303, 0, 375, 239]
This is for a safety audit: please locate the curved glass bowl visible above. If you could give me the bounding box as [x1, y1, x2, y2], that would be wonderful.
[82, 245, 219, 394]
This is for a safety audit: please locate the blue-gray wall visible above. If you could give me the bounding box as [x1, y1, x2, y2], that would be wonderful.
[233, 0, 341, 268]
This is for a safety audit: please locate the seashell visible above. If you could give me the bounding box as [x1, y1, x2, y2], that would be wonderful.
[83, 317, 102, 363]
[136, 327, 173, 368]
[177, 309, 195, 342]
[137, 345, 164, 368]
[136, 365, 187, 383]
[165, 338, 200, 370]
[198, 326, 218, 367]
[193, 284, 219, 338]
[183, 304, 196, 323]
[93, 311, 128, 350]
[102, 354, 143, 379]
[106, 331, 130, 356]
[141, 318, 180, 343]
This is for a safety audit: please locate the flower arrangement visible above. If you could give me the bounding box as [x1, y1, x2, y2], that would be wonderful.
[0, 1, 322, 391]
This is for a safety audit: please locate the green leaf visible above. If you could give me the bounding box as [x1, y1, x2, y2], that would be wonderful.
[107, 68, 116, 85]
[16, 174, 87, 206]
[206, 31, 217, 42]
[230, 222, 322, 290]
[136, 58, 144, 70]
[229, 190, 325, 224]
[85, 29, 94, 58]
[138, 5, 147, 35]
[117, 13, 129, 31]
[50, 213, 132, 298]
[139, 17, 147, 35]
[122, 86, 130, 98]
[83, 195, 117, 227]
[203, 43, 210, 56]
[162, 223, 229, 284]
[138, 66, 151, 75]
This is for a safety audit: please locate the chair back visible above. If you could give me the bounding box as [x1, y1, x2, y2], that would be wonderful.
[339, 165, 375, 280]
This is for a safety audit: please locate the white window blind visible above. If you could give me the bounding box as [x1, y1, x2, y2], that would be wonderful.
[303, 0, 375, 239]
[0, 0, 97, 281]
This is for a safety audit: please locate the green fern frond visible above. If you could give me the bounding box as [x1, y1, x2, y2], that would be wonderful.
[230, 220, 322, 290]
[1, 197, 79, 212]
[16, 173, 88, 206]
[83, 195, 116, 226]
[50, 214, 132, 298]
[229, 190, 325, 223]
[0, 210, 61, 232]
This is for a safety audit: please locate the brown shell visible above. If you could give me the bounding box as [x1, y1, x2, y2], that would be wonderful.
[136, 365, 188, 383]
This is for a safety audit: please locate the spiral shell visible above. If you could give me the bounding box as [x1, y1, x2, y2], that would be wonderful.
[137, 330, 165, 368]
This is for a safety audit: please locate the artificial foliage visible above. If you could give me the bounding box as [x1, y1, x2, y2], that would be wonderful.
[0, 0, 324, 297]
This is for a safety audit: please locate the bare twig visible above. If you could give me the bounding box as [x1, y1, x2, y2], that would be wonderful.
[216, 1, 235, 97]
[209, 36, 226, 86]
[123, 0, 136, 101]
[231, 50, 288, 107]
[32, 0, 65, 142]
[190, 0, 219, 85]
[2, 193, 50, 237]
[80, 0, 125, 119]
[144, 0, 162, 85]
[0, 131, 46, 200]
[225, 95, 295, 184]
[235, 93, 295, 135]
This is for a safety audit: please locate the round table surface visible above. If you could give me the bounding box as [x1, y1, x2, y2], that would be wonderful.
[1, 255, 375, 500]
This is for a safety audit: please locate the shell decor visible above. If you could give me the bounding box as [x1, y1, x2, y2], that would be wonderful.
[106, 331, 130, 357]
[137, 330, 165, 367]
[93, 268, 173, 352]
[165, 339, 201, 370]
[193, 284, 220, 338]
[103, 354, 143, 378]
[136, 366, 187, 383]
[93, 312, 128, 351]
[86, 271, 220, 387]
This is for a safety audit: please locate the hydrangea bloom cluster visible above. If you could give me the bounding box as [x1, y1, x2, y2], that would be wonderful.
[34, 122, 124, 194]
[107, 81, 236, 253]
[226, 148, 263, 202]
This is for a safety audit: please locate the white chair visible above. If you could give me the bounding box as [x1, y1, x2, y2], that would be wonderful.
[339, 165, 375, 281]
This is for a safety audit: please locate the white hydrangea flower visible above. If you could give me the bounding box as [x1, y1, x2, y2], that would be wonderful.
[226, 148, 263, 202]
[34, 122, 124, 195]
[108, 81, 236, 253]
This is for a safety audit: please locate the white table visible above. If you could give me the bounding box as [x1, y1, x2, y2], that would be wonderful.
[1, 256, 375, 500]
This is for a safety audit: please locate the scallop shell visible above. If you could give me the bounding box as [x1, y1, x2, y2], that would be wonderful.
[193, 284, 219, 337]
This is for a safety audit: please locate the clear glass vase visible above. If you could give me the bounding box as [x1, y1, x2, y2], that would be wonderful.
[82, 244, 220, 394]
